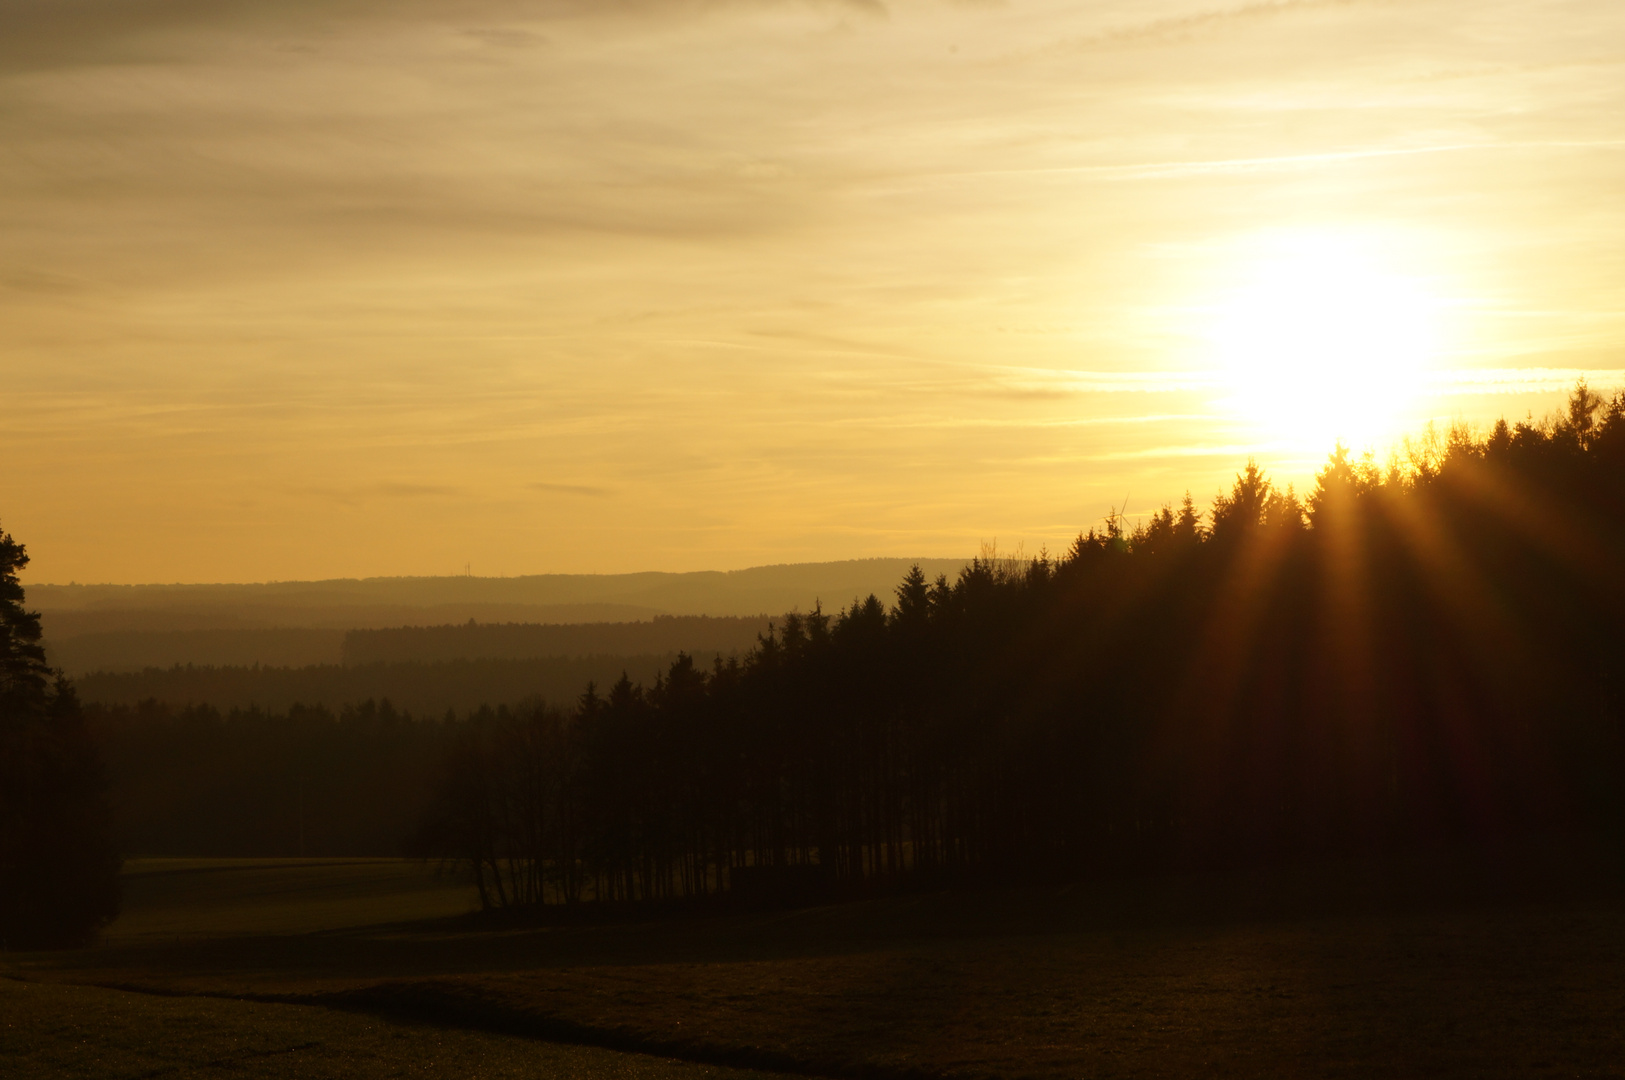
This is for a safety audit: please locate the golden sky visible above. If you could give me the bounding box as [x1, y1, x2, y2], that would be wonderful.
[5, 0, 1625, 583]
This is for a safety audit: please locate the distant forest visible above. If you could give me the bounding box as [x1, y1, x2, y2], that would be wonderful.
[81, 654, 723, 720]
[342, 615, 772, 665]
[55, 615, 769, 687]
[73, 616, 771, 716]
[412, 384, 1625, 908]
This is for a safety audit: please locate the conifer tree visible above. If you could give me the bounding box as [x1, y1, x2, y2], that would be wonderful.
[0, 522, 121, 949]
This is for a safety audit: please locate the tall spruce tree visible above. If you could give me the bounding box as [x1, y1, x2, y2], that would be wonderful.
[0, 523, 120, 949]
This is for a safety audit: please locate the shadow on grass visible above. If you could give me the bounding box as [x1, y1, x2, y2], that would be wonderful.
[11, 839, 1625, 1080]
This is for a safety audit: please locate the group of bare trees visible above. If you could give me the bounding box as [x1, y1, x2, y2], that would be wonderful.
[420, 386, 1625, 910]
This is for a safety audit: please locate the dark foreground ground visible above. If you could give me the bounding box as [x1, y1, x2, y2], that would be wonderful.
[6, 846, 1625, 1078]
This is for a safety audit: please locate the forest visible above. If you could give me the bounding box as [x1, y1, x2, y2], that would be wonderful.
[77, 652, 732, 717]
[83, 698, 446, 857]
[341, 615, 771, 664]
[47, 615, 773, 678]
[12, 384, 1625, 929]
[414, 384, 1625, 909]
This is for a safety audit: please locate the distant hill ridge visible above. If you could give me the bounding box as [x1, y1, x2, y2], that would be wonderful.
[30, 558, 969, 620]
[35, 558, 970, 675]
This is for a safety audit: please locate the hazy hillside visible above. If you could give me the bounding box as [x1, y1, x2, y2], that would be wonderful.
[35, 559, 967, 673]
[342, 615, 771, 665]
[37, 602, 662, 637]
[30, 559, 968, 619]
[74, 655, 706, 717]
[48, 629, 348, 676]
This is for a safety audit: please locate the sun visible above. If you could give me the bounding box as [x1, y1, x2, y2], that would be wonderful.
[1208, 233, 1441, 450]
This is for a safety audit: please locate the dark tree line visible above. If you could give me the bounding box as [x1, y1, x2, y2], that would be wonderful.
[421, 384, 1625, 909]
[74, 653, 725, 720]
[0, 525, 120, 948]
[342, 615, 771, 664]
[84, 698, 448, 858]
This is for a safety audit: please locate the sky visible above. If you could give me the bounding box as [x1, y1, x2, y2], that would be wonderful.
[5, 0, 1625, 583]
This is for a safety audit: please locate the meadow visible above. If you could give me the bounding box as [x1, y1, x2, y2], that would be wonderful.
[107, 858, 482, 941]
[7, 850, 1625, 1078]
[0, 976, 787, 1080]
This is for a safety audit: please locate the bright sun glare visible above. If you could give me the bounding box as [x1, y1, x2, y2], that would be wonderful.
[1210, 234, 1440, 451]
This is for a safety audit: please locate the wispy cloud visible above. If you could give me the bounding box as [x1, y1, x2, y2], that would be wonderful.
[528, 481, 612, 497]
[308, 482, 461, 506]
[377, 482, 459, 497]
[1426, 368, 1625, 394]
[1061, 0, 1378, 51]
[931, 140, 1625, 185]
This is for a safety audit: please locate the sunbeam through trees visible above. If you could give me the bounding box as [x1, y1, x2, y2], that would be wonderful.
[411, 386, 1625, 910]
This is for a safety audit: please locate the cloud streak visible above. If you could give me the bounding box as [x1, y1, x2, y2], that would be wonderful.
[528, 482, 612, 497]
[1057, 0, 1380, 52]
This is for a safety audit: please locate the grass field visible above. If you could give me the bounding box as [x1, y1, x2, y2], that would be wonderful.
[0, 976, 786, 1080]
[110, 858, 481, 941]
[7, 851, 1625, 1078]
